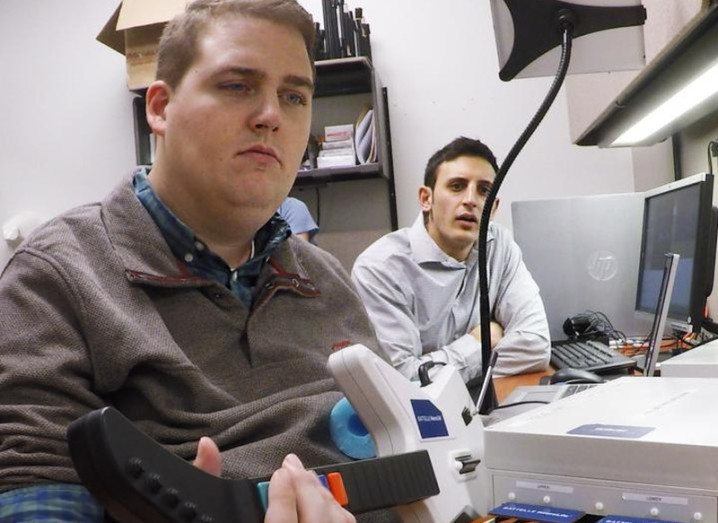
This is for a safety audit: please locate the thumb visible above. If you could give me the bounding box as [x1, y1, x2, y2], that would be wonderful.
[192, 436, 222, 477]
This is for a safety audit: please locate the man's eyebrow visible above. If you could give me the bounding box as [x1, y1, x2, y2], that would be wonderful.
[215, 67, 314, 93]
[285, 74, 315, 93]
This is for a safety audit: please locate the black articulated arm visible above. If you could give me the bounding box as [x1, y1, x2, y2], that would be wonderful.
[478, 11, 575, 415]
[499, 0, 646, 81]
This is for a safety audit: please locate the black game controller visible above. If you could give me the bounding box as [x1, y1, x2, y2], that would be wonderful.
[67, 407, 440, 522]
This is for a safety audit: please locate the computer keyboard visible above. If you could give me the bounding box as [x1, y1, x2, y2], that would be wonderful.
[551, 339, 637, 374]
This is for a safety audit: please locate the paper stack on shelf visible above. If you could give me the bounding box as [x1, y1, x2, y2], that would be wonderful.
[318, 124, 357, 168]
[354, 107, 377, 164]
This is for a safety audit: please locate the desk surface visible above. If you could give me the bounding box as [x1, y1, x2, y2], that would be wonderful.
[491, 343, 680, 402]
[493, 371, 549, 403]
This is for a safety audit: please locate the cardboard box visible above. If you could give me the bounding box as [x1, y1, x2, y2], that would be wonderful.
[97, 0, 188, 90]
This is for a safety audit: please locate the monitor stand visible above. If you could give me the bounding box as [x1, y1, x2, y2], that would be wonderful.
[641, 252, 680, 377]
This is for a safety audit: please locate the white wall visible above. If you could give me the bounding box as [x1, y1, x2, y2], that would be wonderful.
[0, 0, 637, 271]
[0, 0, 135, 268]
[300, 0, 636, 231]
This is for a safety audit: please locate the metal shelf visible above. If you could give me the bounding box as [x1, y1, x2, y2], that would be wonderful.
[294, 162, 381, 186]
[314, 57, 373, 97]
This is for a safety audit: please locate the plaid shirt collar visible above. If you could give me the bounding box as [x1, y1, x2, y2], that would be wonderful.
[132, 167, 290, 306]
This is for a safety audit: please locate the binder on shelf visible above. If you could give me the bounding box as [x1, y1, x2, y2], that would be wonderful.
[354, 107, 376, 165]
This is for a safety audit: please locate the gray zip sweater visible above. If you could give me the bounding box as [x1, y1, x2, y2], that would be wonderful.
[0, 177, 381, 494]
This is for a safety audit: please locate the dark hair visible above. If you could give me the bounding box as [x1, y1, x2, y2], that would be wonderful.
[423, 136, 499, 189]
[157, 0, 316, 89]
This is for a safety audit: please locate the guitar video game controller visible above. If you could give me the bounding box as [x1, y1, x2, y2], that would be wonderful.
[67, 345, 488, 522]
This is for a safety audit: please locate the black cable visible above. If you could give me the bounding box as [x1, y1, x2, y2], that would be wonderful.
[417, 360, 446, 387]
[492, 400, 550, 410]
[477, 19, 575, 415]
[578, 310, 626, 342]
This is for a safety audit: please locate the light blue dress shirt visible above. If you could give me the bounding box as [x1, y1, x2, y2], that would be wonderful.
[277, 197, 319, 241]
[351, 214, 551, 382]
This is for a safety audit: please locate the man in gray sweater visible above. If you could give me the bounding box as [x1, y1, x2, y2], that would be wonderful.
[0, 1, 378, 521]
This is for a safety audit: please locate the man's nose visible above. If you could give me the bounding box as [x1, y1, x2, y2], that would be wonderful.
[462, 186, 479, 207]
[250, 92, 281, 133]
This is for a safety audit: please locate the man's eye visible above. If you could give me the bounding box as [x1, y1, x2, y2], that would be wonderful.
[284, 92, 308, 106]
[221, 83, 249, 92]
[450, 184, 463, 191]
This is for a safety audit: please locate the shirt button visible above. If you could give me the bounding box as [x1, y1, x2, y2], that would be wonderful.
[194, 241, 205, 251]
[184, 253, 194, 263]
[231, 271, 238, 282]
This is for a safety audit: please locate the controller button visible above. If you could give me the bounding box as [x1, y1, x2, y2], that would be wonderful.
[145, 473, 162, 494]
[161, 487, 180, 508]
[179, 501, 199, 521]
[126, 457, 144, 479]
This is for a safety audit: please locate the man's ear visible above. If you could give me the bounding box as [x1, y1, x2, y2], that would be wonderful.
[418, 186, 433, 213]
[490, 197, 500, 219]
[145, 80, 172, 137]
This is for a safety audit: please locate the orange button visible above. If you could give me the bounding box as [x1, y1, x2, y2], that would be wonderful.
[326, 472, 349, 507]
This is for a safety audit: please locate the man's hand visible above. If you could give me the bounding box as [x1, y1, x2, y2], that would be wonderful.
[193, 439, 354, 522]
[265, 454, 355, 523]
[470, 320, 504, 348]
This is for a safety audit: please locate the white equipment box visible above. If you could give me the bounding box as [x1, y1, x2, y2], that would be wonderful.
[483, 377, 718, 523]
[661, 340, 718, 377]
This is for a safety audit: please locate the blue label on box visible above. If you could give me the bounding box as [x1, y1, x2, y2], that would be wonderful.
[599, 516, 680, 523]
[568, 424, 654, 438]
[410, 399, 449, 439]
[490, 502, 584, 523]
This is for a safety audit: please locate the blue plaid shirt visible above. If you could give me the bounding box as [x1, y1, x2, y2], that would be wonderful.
[0, 484, 103, 521]
[133, 168, 290, 307]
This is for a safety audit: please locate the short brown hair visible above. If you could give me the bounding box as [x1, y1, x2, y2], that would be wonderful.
[424, 137, 499, 190]
[157, 0, 316, 89]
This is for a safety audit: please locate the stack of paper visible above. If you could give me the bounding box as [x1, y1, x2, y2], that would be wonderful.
[318, 124, 356, 168]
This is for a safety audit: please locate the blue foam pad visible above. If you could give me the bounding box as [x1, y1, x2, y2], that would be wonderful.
[329, 396, 377, 460]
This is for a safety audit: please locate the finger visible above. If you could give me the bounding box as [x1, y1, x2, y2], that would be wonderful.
[192, 436, 222, 477]
[289, 465, 340, 520]
[264, 468, 299, 523]
[280, 455, 356, 523]
[282, 453, 308, 472]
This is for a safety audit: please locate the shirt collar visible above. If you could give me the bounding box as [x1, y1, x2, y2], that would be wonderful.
[407, 212, 493, 268]
[131, 167, 290, 293]
[133, 167, 198, 263]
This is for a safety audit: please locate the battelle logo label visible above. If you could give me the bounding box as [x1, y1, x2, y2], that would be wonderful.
[410, 399, 449, 439]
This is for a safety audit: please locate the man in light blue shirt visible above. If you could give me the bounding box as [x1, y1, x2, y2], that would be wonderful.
[278, 196, 319, 241]
[352, 137, 550, 384]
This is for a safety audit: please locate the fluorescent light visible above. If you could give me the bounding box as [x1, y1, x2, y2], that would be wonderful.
[612, 60, 718, 146]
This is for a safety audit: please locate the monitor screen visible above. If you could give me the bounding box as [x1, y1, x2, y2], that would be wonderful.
[636, 174, 714, 329]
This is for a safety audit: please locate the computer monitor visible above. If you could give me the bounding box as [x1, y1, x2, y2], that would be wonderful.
[635, 173, 715, 333]
[512, 193, 648, 339]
